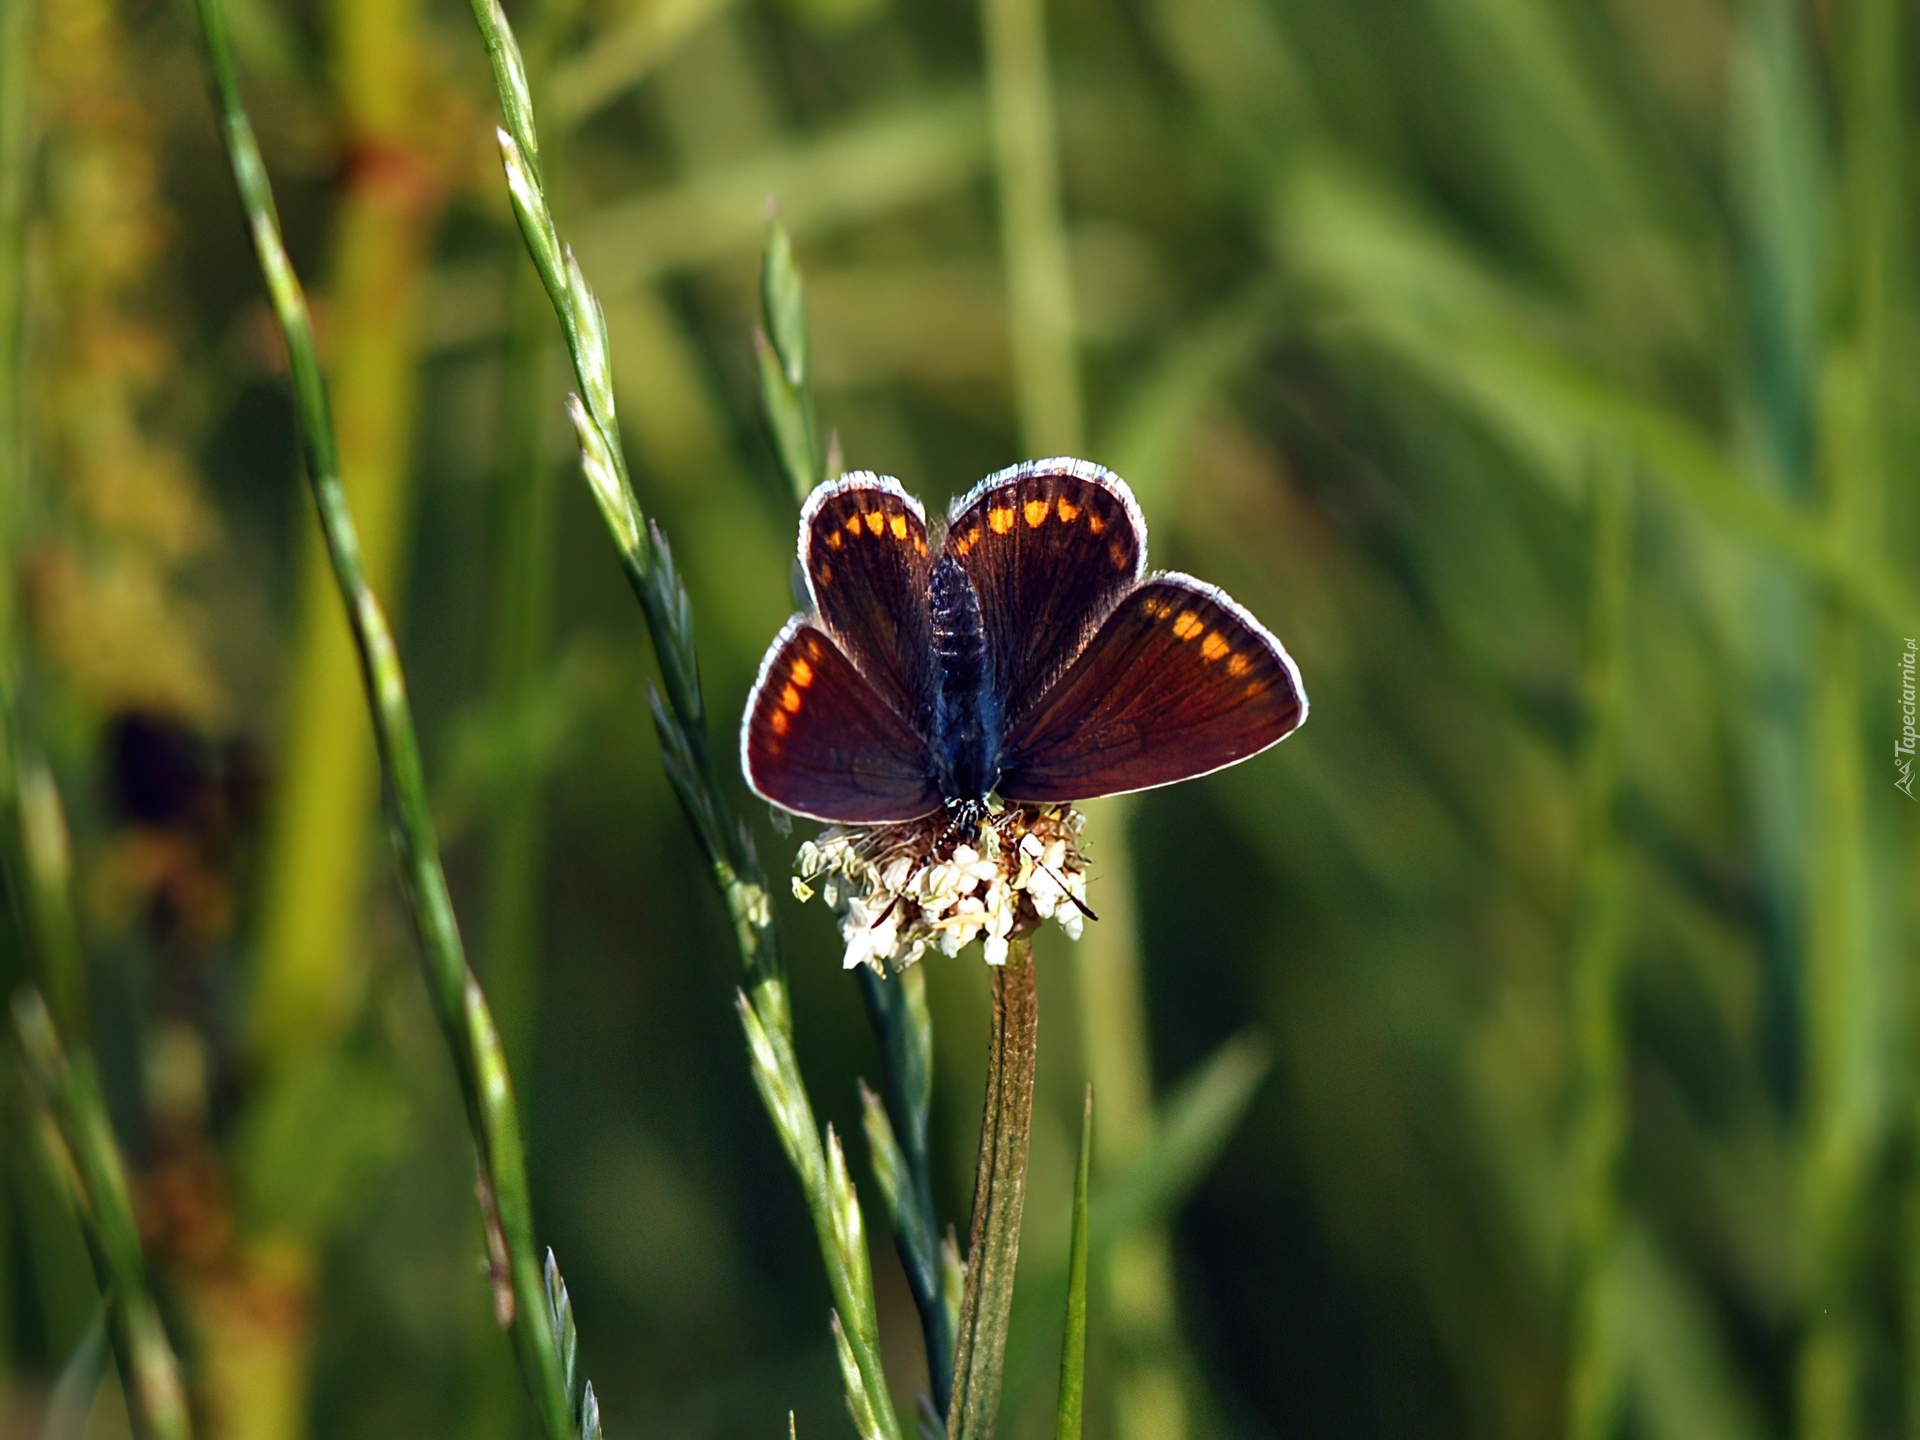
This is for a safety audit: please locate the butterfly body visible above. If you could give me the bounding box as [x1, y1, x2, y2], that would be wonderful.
[742, 459, 1307, 825]
[927, 554, 1002, 805]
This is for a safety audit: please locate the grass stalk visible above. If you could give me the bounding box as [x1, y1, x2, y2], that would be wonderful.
[190, 5, 579, 1434]
[949, 939, 1040, 1440]
[1564, 454, 1634, 1440]
[0, 0, 28, 684]
[1072, 799, 1192, 1437]
[481, 0, 580, 1096]
[754, 215, 955, 1418]
[459, 7, 904, 1433]
[481, 260, 560, 1087]
[1054, 1084, 1092, 1440]
[1797, 4, 1897, 1435]
[1, 708, 191, 1440]
[982, 0, 1199, 1424]
[981, 0, 1080, 456]
[857, 963, 955, 1415]
[15, 993, 193, 1440]
[247, 0, 438, 1068]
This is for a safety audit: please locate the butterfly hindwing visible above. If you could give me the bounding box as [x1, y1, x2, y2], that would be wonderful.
[741, 617, 942, 823]
[997, 574, 1307, 802]
[944, 459, 1144, 731]
[801, 473, 935, 722]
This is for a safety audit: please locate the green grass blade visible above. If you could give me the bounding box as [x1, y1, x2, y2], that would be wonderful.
[857, 963, 954, 1415]
[1566, 453, 1635, 1440]
[189, 2, 575, 1432]
[1000, 1030, 1270, 1414]
[0, 0, 29, 683]
[44, 1297, 110, 1440]
[1093, 1031, 1270, 1251]
[575, 93, 987, 303]
[14, 991, 192, 1440]
[982, 0, 1080, 455]
[1055, 1085, 1092, 1440]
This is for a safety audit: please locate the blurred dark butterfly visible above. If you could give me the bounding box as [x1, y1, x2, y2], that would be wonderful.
[741, 458, 1307, 824]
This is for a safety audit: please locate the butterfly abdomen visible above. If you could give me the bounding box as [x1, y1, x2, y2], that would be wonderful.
[928, 555, 1002, 803]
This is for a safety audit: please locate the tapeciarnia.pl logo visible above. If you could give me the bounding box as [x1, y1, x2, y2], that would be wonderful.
[1900, 639, 1917, 800]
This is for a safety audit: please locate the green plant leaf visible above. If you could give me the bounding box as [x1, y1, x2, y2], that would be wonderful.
[1054, 1085, 1092, 1440]
[762, 221, 809, 388]
[1092, 1032, 1270, 1251]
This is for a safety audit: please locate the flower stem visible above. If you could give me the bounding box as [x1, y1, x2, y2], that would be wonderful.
[949, 938, 1040, 1440]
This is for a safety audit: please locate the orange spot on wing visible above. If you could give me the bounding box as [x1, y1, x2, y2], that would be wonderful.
[790, 658, 814, 687]
[770, 710, 790, 737]
[1056, 497, 1080, 522]
[1024, 498, 1049, 528]
[890, 513, 909, 540]
[865, 511, 885, 535]
[816, 563, 833, 586]
[1087, 513, 1106, 535]
[780, 684, 803, 712]
[915, 535, 928, 555]
[1201, 632, 1230, 661]
[1110, 541, 1129, 570]
[1227, 653, 1251, 677]
[826, 530, 844, 551]
[989, 506, 1016, 535]
[1172, 612, 1204, 640]
[806, 637, 824, 660]
[845, 515, 863, 535]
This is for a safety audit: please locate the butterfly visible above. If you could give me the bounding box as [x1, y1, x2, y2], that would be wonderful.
[740, 458, 1307, 824]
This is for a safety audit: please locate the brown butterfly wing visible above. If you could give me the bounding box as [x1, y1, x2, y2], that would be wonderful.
[943, 459, 1145, 733]
[996, 574, 1307, 802]
[741, 618, 942, 823]
[801, 473, 936, 725]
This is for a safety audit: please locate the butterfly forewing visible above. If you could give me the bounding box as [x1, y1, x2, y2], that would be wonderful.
[801, 474, 936, 722]
[944, 459, 1144, 731]
[996, 574, 1307, 802]
[741, 618, 942, 823]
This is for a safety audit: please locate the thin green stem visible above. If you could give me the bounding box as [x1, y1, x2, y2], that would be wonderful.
[1055, 1084, 1092, 1440]
[190, 4, 574, 1435]
[756, 215, 952, 1420]
[482, 0, 574, 1089]
[1, 705, 191, 1440]
[1564, 454, 1634, 1440]
[739, 980, 904, 1440]
[460, 6, 905, 1434]
[15, 994, 194, 1440]
[858, 964, 954, 1413]
[950, 939, 1040, 1440]
[1796, 5, 1897, 1436]
[982, 0, 1080, 456]
[0, 0, 31, 691]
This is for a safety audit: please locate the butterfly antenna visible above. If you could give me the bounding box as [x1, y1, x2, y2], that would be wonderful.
[1062, 885, 1099, 924]
[1016, 832, 1099, 923]
[869, 893, 903, 931]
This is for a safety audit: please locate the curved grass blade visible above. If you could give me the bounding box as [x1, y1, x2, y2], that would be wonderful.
[1055, 1085, 1092, 1440]
[188, 2, 578, 1432]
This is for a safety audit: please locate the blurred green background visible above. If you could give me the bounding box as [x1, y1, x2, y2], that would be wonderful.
[1, 0, 1917, 1436]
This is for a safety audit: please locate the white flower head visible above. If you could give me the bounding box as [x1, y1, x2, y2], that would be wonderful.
[792, 804, 1092, 971]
